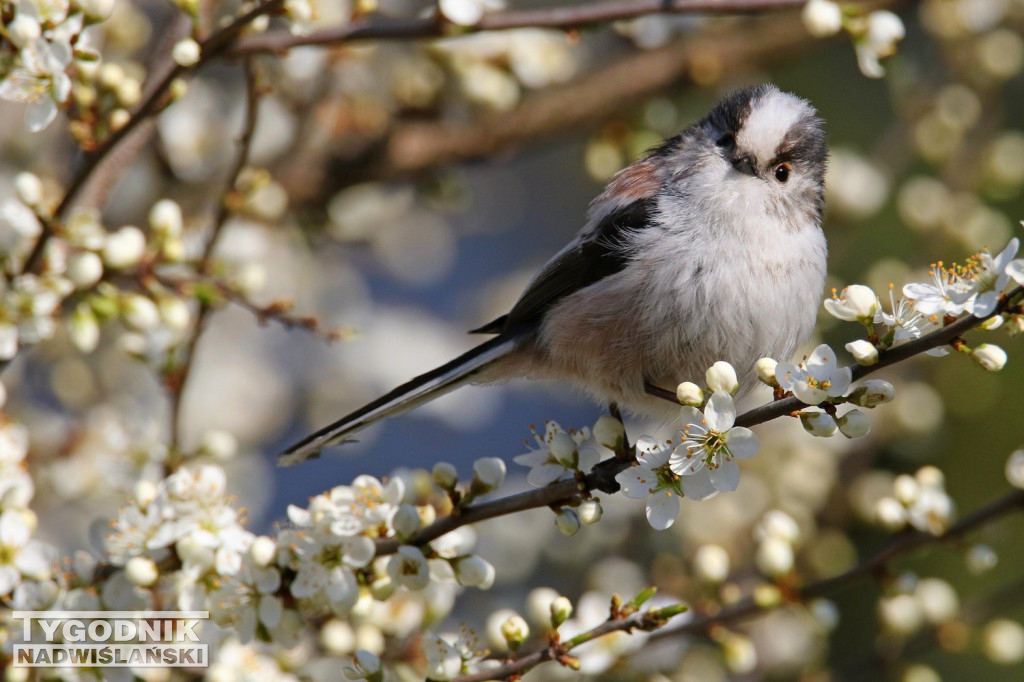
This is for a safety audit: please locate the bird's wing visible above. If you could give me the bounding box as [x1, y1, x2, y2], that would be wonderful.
[470, 193, 659, 335]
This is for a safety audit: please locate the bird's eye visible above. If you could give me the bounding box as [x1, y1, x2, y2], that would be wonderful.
[716, 132, 735, 149]
[774, 163, 791, 183]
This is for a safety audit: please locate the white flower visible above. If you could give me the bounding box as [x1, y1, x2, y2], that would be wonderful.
[984, 620, 1024, 665]
[669, 391, 760, 493]
[775, 344, 853, 404]
[802, 0, 843, 38]
[0, 37, 73, 131]
[14, 172, 43, 207]
[387, 545, 431, 591]
[616, 436, 683, 530]
[424, 632, 464, 680]
[904, 263, 974, 317]
[65, 251, 103, 288]
[0, 509, 54, 594]
[706, 361, 739, 395]
[971, 343, 1007, 371]
[0, 198, 43, 254]
[439, 0, 505, 27]
[675, 381, 704, 407]
[343, 650, 382, 681]
[959, 238, 1018, 316]
[125, 556, 158, 586]
[755, 536, 795, 577]
[824, 284, 878, 322]
[514, 421, 598, 486]
[500, 613, 530, 649]
[846, 339, 879, 365]
[855, 10, 905, 78]
[876, 286, 947, 356]
[906, 485, 955, 535]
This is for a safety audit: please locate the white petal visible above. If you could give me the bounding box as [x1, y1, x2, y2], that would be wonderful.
[807, 344, 838, 376]
[726, 428, 759, 459]
[774, 362, 800, 391]
[680, 469, 719, 500]
[342, 536, 376, 568]
[793, 383, 828, 405]
[1006, 259, 1024, 285]
[829, 366, 853, 397]
[709, 459, 740, 492]
[25, 97, 57, 132]
[669, 445, 706, 476]
[704, 391, 736, 431]
[527, 463, 565, 487]
[678, 406, 704, 429]
[645, 491, 680, 530]
[971, 291, 998, 317]
[616, 467, 658, 499]
[258, 594, 283, 628]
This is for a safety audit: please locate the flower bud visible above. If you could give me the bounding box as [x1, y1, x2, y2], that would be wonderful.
[200, 429, 237, 460]
[432, 462, 458, 490]
[471, 457, 506, 492]
[799, 410, 838, 437]
[874, 497, 907, 531]
[757, 509, 801, 544]
[102, 226, 147, 269]
[172, 39, 202, 67]
[693, 544, 730, 584]
[879, 594, 923, 635]
[500, 614, 530, 651]
[125, 556, 158, 586]
[971, 343, 1007, 371]
[676, 381, 704, 407]
[915, 578, 959, 624]
[390, 504, 421, 540]
[15, 172, 44, 208]
[983, 619, 1024, 665]
[755, 357, 779, 387]
[76, 0, 115, 21]
[847, 379, 895, 407]
[1005, 449, 1024, 489]
[554, 508, 580, 536]
[7, 14, 41, 48]
[550, 596, 573, 628]
[249, 536, 277, 567]
[122, 294, 160, 331]
[837, 409, 871, 438]
[69, 302, 100, 353]
[966, 544, 998, 575]
[453, 555, 495, 589]
[134, 480, 159, 507]
[593, 415, 624, 450]
[824, 284, 878, 322]
[66, 251, 104, 289]
[893, 474, 919, 505]
[577, 499, 603, 525]
[802, 0, 843, 37]
[548, 431, 578, 467]
[845, 339, 879, 365]
[706, 361, 739, 395]
[149, 199, 183, 237]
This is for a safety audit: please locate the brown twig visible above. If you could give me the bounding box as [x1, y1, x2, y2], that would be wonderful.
[167, 58, 263, 452]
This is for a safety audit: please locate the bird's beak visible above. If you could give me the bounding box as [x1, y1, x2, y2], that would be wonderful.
[730, 154, 757, 177]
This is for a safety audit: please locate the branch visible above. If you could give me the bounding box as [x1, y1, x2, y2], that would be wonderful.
[167, 58, 263, 452]
[234, 0, 826, 55]
[19, 0, 285, 275]
[669, 487, 1024, 637]
[732, 285, 1024, 428]
[453, 602, 687, 682]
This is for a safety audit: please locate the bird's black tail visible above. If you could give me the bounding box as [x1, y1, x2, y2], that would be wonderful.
[278, 334, 518, 466]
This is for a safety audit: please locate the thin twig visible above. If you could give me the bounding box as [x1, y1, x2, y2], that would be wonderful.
[234, 0, 844, 55]
[167, 58, 262, 453]
[20, 0, 285, 276]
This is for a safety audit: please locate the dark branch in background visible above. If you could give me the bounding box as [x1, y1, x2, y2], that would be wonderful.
[167, 58, 262, 453]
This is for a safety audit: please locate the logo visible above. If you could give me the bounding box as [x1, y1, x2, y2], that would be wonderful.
[12, 611, 209, 668]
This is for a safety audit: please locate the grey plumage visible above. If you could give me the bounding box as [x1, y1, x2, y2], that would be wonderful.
[280, 84, 828, 466]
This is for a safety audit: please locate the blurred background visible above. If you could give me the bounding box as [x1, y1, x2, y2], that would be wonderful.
[3, 0, 1024, 678]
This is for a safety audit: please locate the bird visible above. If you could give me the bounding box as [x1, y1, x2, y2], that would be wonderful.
[280, 84, 828, 466]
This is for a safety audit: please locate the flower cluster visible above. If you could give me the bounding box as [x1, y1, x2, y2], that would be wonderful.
[872, 466, 956, 536]
[801, 0, 906, 78]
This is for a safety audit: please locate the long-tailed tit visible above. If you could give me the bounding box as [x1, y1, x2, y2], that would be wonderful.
[280, 84, 828, 466]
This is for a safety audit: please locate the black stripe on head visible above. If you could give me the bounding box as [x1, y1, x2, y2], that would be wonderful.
[704, 85, 771, 135]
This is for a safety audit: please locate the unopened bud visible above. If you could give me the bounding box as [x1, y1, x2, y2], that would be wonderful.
[554, 508, 580, 536]
[249, 536, 277, 567]
[837, 409, 871, 438]
[755, 357, 779, 386]
[125, 556, 158, 586]
[799, 410, 838, 437]
[577, 499, 603, 525]
[845, 339, 879, 365]
[971, 343, 1007, 371]
[593, 415, 624, 450]
[676, 381, 704, 407]
[706, 361, 739, 395]
[15, 172, 44, 207]
[847, 379, 895, 407]
[453, 555, 495, 589]
[802, 0, 843, 37]
[390, 504, 421, 540]
[172, 39, 201, 68]
[500, 614, 530, 650]
[693, 544, 730, 584]
[550, 596, 573, 628]
[471, 457, 506, 492]
[102, 225, 146, 269]
[432, 462, 458, 490]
